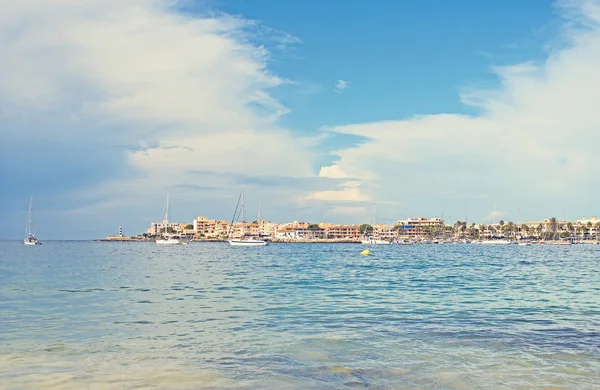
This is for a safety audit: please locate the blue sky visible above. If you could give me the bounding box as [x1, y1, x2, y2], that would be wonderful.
[208, 0, 556, 125]
[1, 0, 599, 239]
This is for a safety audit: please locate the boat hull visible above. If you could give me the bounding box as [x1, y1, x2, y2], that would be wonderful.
[24, 239, 41, 246]
[156, 239, 182, 245]
[547, 241, 572, 246]
[361, 239, 391, 245]
[480, 240, 513, 245]
[229, 239, 269, 246]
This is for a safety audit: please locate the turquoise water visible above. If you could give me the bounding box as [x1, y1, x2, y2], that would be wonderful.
[1, 241, 599, 389]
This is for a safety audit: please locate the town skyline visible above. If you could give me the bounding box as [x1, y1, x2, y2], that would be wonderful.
[106, 213, 600, 243]
[135, 211, 600, 239]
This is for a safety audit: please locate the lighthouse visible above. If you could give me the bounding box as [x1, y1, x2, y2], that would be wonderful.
[119, 227, 123, 237]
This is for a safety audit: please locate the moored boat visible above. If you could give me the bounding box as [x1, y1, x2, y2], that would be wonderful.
[229, 237, 269, 246]
[361, 238, 392, 245]
[24, 196, 42, 246]
[156, 193, 183, 245]
[480, 239, 513, 245]
[227, 190, 269, 247]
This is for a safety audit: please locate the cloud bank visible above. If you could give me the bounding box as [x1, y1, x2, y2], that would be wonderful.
[0, 0, 321, 237]
[313, 0, 600, 222]
[2, 0, 600, 238]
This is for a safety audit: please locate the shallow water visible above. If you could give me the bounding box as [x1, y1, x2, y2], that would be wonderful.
[1, 241, 599, 389]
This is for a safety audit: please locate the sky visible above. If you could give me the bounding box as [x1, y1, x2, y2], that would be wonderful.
[1, 0, 600, 239]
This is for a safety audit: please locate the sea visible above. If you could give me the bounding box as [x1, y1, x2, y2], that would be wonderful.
[1, 241, 599, 389]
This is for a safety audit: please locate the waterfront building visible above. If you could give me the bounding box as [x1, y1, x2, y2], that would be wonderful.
[395, 217, 444, 238]
[276, 221, 310, 240]
[258, 221, 278, 237]
[193, 216, 231, 239]
[232, 222, 259, 237]
[179, 223, 195, 238]
[146, 221, 182, 237]
[372, 224, 395, 240]
[575, 216, 599, 239]
[320, 223, 359, 240]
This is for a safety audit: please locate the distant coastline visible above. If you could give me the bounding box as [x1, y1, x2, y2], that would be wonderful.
[105, 214, 600, 244]
[100, 235, 362, 243]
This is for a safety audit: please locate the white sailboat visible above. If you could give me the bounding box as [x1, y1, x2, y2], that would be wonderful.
[228, 190, 269, 246]
[361, 207, 391, 245]
[24, 196, 41, 246]
[156, 193, 182, 245]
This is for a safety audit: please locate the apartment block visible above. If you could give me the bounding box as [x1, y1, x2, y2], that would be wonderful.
[395, 217, 444, 237]
[320, 223, 359, 239]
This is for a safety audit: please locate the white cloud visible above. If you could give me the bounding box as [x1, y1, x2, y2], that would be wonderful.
[334, 79, 349, 92]
[0, 0, 321, 234]
[304, 186, 370, 203]
[318, 164, 348, 179]
[340, 181, 363, 188]
[326, 206, 367, 216]
[320, 0, 600, 222]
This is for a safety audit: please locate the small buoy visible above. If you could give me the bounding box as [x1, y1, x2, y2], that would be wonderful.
[360, 249, 370, 256]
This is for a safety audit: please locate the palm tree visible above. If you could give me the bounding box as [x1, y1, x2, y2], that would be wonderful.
[521, 224, 529, 238]
[426, 225, 436, 238]
[307, 224, 321, 239]
[577, 224, 585, 239]
[549, 218, 558, 240]
[506, 221, 515, 240]
[359, 224, 373, 235]
[500, 223, 508, 238]
[392, 224, 407, 238]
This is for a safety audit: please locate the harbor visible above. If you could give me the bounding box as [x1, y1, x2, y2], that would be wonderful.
[107, 214, 600, 245]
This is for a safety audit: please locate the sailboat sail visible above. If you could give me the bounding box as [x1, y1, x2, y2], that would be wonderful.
[24, 196, 41, 245]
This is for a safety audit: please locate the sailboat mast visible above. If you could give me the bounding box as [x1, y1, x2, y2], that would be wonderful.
[227, 190, 243, 239]
[257, 202, 262, 236]
[166, 192, 170, 222]
[164, 192, 170, 235]
[257, 202, 261, 222]
[241, 190, 245, 223]
[25, 196, 34, 237]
